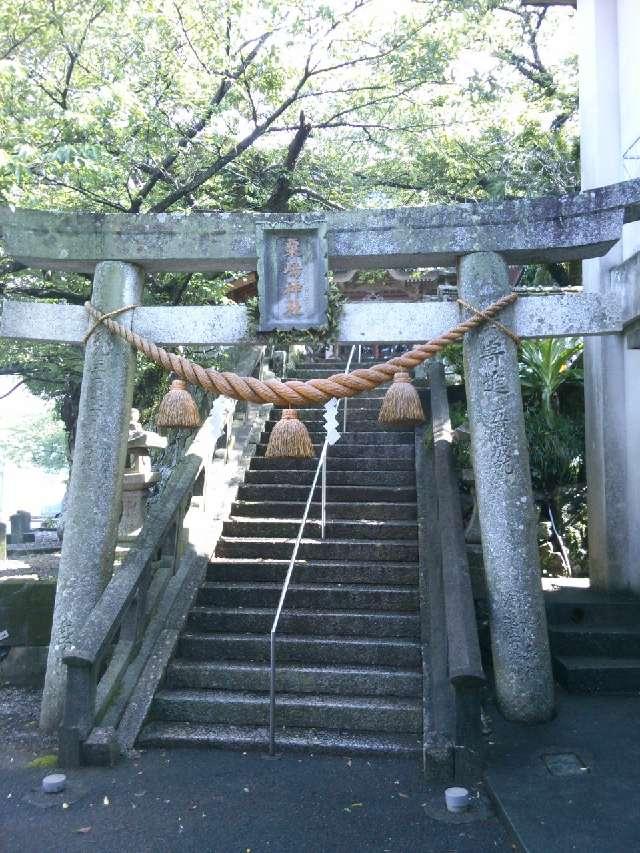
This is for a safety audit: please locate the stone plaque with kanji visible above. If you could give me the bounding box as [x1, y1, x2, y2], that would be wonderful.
[256, 223, 328, 331]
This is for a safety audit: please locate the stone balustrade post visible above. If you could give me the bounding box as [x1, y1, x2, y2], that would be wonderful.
[459, 251, 554, 723]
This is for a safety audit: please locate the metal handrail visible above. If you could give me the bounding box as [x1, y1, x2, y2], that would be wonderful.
[342, 344, 357, 433]
[269, 440, 327, 754]
[268, 345, 356, 755]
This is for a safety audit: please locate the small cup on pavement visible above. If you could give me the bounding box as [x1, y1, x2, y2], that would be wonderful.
[42, 774, 66, 794]
[444, 786, 469, 813]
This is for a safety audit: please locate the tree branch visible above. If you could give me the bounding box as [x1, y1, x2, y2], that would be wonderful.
[0, 379, 26, 400]
[0, 23, 47, 60]
[263, 111, 312, 212]
[2, 285, 89, 304]
[288, 187, 345, 210]
[149, 66, 313, 212]
[128, 31, 271, 212]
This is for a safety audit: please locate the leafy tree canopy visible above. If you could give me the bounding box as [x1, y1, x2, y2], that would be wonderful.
[0, 395, 68, 471]
[0, 0, 579, 439]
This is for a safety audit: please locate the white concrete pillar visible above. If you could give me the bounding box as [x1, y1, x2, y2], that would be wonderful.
[578, 0, 640, 592]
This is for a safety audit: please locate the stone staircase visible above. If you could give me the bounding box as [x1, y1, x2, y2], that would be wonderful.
[138, 357, 423, 756]
[547, 588, 640, 694]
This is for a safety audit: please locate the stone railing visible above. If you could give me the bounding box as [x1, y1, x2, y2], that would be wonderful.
[59, 348, 267, 766]
[416, 361, 485, 782]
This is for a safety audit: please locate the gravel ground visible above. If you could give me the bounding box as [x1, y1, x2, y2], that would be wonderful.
[1, 533, 60, 580]
[0, 687, 57, 768]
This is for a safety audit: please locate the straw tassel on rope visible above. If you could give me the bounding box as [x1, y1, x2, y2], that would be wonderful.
[265, 409, 315, 459]
[378, 371, 425, 428]
[156, 378, 202, 429]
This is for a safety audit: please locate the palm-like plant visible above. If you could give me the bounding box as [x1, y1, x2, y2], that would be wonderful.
[519, 337, 583, 424]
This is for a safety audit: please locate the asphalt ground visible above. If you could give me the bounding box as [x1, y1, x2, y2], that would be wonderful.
[485, 689, 640, 853]
[0, 745, 514, 853]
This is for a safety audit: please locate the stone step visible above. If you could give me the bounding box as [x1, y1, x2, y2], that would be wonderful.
[286, 362, 381, 373]
[165, 660, 422, 696]
[255, 443, 415, 459]
[553, 656, 640, 694]
[138, 354, 425, 761]
[236, 484, 417, 504]
[267, 407, 382, 422]
[264, 417, 398, 433]
[545, 594, 640, 627]
[196, 581, 418, 611]
[215, 536, 419, 562]
[244, 468, 415, 487]
[137, 721, 422, 757]
[549, 624, 640, 657]
[272, 397, 391, 414]
[178, 632, 422, 667]
[151, 689, 421, 733]
[187, 606, 420, 638]
[249, 456, 415, 472]
[206, 559, 419, 585]
[258, 431, 414, 446]
[222, 518, 417, 542]
[231, 500, 417, 521]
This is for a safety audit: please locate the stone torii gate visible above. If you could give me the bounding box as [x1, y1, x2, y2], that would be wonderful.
[1, 178, 639, 730]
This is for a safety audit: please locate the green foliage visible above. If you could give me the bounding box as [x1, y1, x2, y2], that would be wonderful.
[449, 399, 472, 471]
[559, 487, 588, 573]
[519, 337, 583, 424]
[245, 281, 345, 349]
[0, 0, 579, 442]
[0, 0, 578, 216]
[524, 406, 584, 494]
[0, 406, 68, 471]
[441, 343, 464, 378]
[27, 754, 58, 768]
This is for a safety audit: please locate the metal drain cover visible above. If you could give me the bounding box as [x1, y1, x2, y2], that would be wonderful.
[542, 752, 590, 776]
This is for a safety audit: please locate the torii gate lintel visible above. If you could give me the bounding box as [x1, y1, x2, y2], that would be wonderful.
[1, 176, 639, 274]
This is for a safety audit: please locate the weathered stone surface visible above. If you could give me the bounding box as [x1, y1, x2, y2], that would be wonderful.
[9, 511, 31, 544]
[256, 223, 328, 331]
[0, 645, 49, 686]
[429, 361, 484, 689]
[0, 291, 623, 347]
[0, 578, 56, 646]
[460, 251, 554, 723]
[1, 179, 639, 272]
[40, 261, 144, 732]
[82, 726, 119, 766]
[118, 411, 165, 543]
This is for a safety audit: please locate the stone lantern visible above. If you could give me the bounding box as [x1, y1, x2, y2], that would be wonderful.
[118, 409, 167, 544]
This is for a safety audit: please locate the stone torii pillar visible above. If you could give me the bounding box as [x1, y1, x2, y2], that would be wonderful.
[40, 261, 144, 732]
[459, 251, 554, 723]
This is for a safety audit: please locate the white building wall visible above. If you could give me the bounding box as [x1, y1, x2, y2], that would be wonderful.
[578, 0, 640, 591]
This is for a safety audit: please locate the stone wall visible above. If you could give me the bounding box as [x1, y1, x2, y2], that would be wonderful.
[0, 578, 55, 685]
